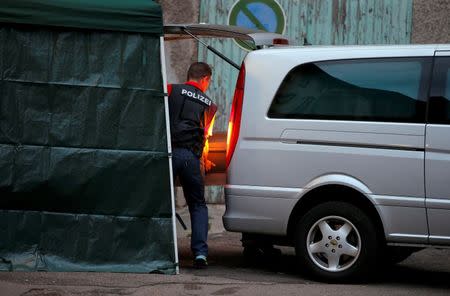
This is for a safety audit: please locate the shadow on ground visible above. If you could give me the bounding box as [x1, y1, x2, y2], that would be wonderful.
[178, 231, 450, 288]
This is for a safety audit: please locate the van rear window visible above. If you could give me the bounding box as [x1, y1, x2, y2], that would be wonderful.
[268, 57, 431, 123]
[428, 57, 450, 124]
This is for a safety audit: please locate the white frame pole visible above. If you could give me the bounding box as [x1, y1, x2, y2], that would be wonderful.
[160, 36, 179, 274]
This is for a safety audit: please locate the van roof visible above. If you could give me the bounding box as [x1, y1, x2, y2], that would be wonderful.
[265, 43, 450, 52]
[250, 44, 450, 61]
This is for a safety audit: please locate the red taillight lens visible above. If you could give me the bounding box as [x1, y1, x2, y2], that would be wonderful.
[226, 63, 245, 168]
[273, 38, 289, 45]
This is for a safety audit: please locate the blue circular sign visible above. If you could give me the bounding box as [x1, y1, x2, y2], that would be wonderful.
[229, 0, 286, 50]
[236, 3, 278, 32]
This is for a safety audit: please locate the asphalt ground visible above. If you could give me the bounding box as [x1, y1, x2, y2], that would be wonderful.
[1, 205, 450, 295]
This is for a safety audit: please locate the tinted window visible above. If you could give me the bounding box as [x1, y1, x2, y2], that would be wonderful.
[428, 57, 450, 124]
[268, 58, 431, 123]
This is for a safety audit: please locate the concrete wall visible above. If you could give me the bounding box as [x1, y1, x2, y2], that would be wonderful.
[159, 0, 200, 83]
[412, 0, 450, 44]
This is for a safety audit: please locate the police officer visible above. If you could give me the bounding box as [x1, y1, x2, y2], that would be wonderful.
[168, 62, 217, 268]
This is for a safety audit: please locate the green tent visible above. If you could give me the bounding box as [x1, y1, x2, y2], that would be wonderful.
[0, 0, 178, 273]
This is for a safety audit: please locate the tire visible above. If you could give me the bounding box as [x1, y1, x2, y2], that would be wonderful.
[294, 201, 382, 282]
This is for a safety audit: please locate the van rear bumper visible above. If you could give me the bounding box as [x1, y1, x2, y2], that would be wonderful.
[222, 185, 301, 235]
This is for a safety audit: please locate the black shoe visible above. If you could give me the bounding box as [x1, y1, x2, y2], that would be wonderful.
[193, 256, 208, 269]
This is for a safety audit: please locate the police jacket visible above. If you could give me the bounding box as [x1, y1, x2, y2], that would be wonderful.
[168, 81, 217, 157]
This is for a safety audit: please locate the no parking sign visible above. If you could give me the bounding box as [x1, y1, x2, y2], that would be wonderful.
[228, 0, 286, 50]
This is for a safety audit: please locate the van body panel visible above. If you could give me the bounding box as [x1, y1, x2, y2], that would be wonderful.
[426, 52, 450, 244]
[425, 125, 450, 199]
[428, 208, 450, 244]
[303, 174, 372, 194]
[375, 205, 428, 243]
[225, 44, 450, 247]
[223, 194, 299, 235]
[228, 134, 425, 197]
[223, 185, 301, 234]
[223, 185, 429, 240]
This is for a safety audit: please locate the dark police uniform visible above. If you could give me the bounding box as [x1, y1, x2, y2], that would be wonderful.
[168, 82, 217, 259]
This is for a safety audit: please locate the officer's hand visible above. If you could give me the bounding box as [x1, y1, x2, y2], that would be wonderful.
[204, 159, 216, 173]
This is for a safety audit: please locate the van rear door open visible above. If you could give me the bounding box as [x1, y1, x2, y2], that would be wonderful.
[164, 24, 289, 48]
[164, 24, 289, 184]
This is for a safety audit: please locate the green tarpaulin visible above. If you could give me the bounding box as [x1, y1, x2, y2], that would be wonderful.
[0, 0, 163, 35]
[0, 0, 177, 274]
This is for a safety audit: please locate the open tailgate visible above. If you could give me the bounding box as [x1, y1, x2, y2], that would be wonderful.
[164, 23, 289, 48]
[163, 24, 289, 185]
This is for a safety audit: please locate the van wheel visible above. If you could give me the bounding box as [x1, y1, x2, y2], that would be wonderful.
[294, 201, 381, 282]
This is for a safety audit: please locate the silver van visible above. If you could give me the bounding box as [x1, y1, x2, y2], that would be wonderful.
[223, 44, 450, 281]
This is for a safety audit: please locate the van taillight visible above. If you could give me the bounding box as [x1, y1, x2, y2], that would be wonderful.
[226, 63, 245, 168]
[273, 38, 289, 45]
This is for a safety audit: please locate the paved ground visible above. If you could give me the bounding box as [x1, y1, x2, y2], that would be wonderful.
[1, 205, 450, 295]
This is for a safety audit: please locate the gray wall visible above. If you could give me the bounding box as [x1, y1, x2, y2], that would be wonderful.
[412, 0, 450, 44]
[159, 0, 200, 84]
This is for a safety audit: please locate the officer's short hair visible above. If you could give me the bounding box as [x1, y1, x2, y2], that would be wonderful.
[187, 62, 212, 80]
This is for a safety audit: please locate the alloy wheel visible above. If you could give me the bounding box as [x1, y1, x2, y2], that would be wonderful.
[306, 215, 361, 272]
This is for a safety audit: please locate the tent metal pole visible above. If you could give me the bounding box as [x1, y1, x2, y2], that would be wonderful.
[160, 36, 179, 274]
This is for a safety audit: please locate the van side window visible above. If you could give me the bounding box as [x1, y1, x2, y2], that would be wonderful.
[268, 58, 431, 123]
[428, 57, 450, 124]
